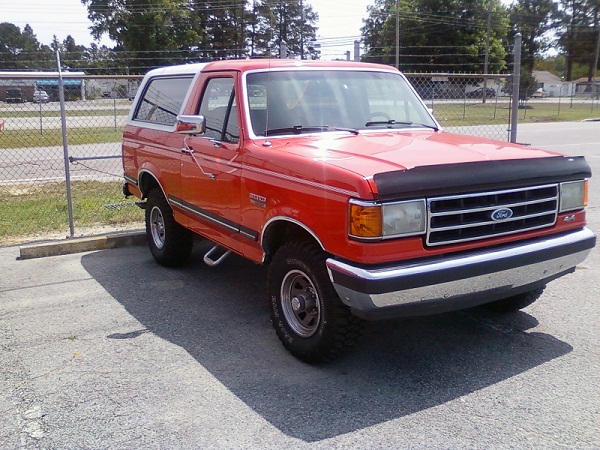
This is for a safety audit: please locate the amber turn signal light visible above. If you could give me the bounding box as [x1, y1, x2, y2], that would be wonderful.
[349, 204, 382, 238]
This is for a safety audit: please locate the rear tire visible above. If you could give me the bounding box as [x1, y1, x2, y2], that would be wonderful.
[482, 287, 545, 313]
[268, 241, 365, 363]
[145, 188, 193, 267]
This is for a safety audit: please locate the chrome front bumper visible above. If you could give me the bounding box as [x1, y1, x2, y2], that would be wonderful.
[326, 227, 596, 319]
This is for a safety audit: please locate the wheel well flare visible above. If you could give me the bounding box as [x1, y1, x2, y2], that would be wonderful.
[262, 219, 324, 263]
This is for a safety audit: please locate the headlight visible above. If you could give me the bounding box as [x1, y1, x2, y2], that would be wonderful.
[382, 200, 426, 236]
[349, 199, 426, 239]
[560, 180, 588, 212]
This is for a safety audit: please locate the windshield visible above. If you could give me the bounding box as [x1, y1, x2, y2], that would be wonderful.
[245, 70, 437, 137]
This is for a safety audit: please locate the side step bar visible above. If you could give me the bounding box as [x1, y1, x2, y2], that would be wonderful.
[203, 245, 231, 267]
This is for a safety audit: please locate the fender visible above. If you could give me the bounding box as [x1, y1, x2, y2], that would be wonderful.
[261, 216, 326, 254]
[138, 167, 167, 200]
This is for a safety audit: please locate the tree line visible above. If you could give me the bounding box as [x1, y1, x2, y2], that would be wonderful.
[0, 0, 598, 82]
[362, 0, 600, 81]
[0, 0, 319, 74]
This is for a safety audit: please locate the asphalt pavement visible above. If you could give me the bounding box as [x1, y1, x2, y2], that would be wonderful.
[1, 121, 599, 449]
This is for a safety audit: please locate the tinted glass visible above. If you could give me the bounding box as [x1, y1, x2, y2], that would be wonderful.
[134, 76, 193, 125]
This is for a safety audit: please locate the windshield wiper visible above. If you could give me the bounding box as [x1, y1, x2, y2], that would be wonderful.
[265, 125, 360, 136]
[364, 119, 438, 131]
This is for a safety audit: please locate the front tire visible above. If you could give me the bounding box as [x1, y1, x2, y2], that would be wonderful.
[145, 188, 193, 267]
[482, 286, 545, 313]
[268, 241, 365, 363]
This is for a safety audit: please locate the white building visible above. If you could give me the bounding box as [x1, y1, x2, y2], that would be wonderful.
[532, 71, 575, 97]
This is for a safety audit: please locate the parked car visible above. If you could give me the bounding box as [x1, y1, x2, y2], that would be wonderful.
[32, 90, 50, 103]
[466, 87, 496, 98]
[531, 88, 549, 98]
[414, 84, 438, 99]
[122, 60, 595, 363]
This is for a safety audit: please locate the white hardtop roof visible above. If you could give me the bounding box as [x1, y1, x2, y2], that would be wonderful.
[145, 63, 209, 77]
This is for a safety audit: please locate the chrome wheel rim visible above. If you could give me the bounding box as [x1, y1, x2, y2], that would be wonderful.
[149, 206, 166, 249]
[281, 269, 321, 338]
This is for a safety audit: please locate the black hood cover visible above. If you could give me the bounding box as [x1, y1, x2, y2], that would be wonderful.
[373, 156, 592, 200]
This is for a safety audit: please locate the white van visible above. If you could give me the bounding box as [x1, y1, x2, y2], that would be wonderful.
[32, 90, 50, 103]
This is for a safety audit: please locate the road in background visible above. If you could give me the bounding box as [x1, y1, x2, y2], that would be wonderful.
[517, 121, 600, 199]
[0, 122, 598, 449]
[0, 143, 122, 184]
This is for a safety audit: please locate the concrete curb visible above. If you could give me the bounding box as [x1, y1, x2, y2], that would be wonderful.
[19, 230, 146, 260]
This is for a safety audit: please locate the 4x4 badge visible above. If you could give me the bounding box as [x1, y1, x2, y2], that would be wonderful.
[491, 207, 513, 221]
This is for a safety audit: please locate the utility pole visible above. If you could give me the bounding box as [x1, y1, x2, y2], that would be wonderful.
[510, 33, 522, 144]
[300, 0, 304, 59]
[280, 40, 287, 59]
[239, 1, 245, 58]
[251, 0, 256, 57]
[483, 0, 492, 103]
[395, 0, 400, 69]
[593, 26, 600, 98]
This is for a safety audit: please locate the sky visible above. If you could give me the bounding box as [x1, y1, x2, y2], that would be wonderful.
[0, 0, 373, 60]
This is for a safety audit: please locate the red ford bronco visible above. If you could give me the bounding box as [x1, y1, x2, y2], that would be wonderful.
[122, 59, 595, 362]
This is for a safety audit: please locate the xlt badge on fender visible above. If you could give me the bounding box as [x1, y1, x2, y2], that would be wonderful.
[250, 193, 267, 207]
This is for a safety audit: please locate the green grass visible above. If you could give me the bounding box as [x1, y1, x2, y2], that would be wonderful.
[0, 181, 143, 245]
[0, 109, 130, 118]
[513, 101, 600, 122]
[0, 127, 123, 149]
[429, 100, 600, 127]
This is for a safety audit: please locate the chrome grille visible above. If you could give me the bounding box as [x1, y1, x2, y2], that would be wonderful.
[427, 184, 558, 246]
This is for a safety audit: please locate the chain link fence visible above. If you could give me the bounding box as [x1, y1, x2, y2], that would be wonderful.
[407, 74, 514, 141]
[519, 81, 600, 119]
[0, 74, 144, 245]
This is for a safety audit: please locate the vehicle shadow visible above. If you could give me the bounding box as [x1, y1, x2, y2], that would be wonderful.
[81, 243, 572, 442]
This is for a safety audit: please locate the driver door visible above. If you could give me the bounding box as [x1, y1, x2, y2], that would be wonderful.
[179, 76, 243, 242]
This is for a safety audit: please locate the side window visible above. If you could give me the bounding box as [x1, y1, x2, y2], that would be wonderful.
[134, 76, 193, 125]
[199, 78, 239, 144]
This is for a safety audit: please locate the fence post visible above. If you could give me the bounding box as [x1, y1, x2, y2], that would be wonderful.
[493, 91, 498, 120]
[510, 33, 522, 144]
[39, 100, 43, 134]
[558, 84, 563, 116]
[113, 88, 118, 132]
[56, 51, 75, 238]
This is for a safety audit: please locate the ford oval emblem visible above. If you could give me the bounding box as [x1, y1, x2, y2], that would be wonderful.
[491, 207, 513, 221]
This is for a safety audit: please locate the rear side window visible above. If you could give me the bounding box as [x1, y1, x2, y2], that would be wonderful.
[133, 76, 193, 125]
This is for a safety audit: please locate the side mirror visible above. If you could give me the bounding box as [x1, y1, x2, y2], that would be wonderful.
[176, 115, 206, 135]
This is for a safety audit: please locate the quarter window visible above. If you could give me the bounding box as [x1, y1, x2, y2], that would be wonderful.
[134, 76, 193, 125]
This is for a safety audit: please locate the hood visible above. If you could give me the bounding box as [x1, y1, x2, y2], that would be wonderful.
[264, 130, 560, 178]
